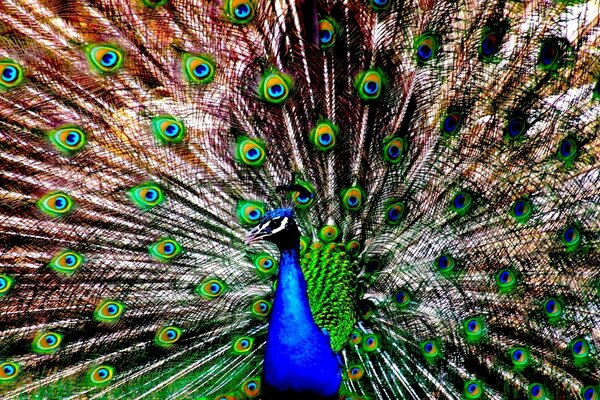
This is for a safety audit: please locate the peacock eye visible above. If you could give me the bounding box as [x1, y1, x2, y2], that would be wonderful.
[362, 334, 379, 352]
[142, 0, 168, 7]
[561, 225, 581, 251]
[582, 386, 598, 400]
[196, 278, 227, 299]
[543, 297, 562, 319]
[529, 383, 546, 399]
[436, 254, 455, 273]
[510, 347, 530, 368]
[510, 199, 532, 223]
[151, 116, 185, 144]
[86, 44, 124, 73]
[290, 181, 316, 209]
[94, 299, 125, 323]
[557, 137, 577, 165]
[0, 61, 24, 88]
[309, 120, 338, 151]
[242, 377, 261, 397]
[463, 317, 485, 342]
[464, 380, 483, 399]
[33, 331, 63, 354]
[0, 274, 14, 296]
[318, 224, 340, 243]
[237, 200, 265, 226]
[37, 192, 75, 217]
[495, 268, 516, 292]
[232, 336, 254, 354]
[570, 338, 590, 359]
[414, 33, 440, 64]
[0, 362, 20, 382]
[128, 182, 164, 209]
[259, 71, 292, 104]
[155, 326, 182, 347]
[341, 187, 364, 211]
[236, 136, 267, 166]
[385, 201, 406, 225]
[349, 330, 362, 345]
[149, 238, 183, 262]
[369, 0, 390, 11]
[251, 298, 272, 317]
[318, 18, 337, 49]
[538, 38, 571, 72]
[355, 69, 384, 101]
[393, 289, 411, 308]
[183, 54, 216, 84]
[450, 191, 472, 215]
[504, 115, 527, 141]
[420, 339, 441, 360]
[49, 126, 86, 153]
[441, 109, 463, 135]
[49, 250, 84, 276]
[479, 24, 505, 61]
[347, 365, 364, 380]
[89, 365, 115, 385]
[383, 136, 406, 164]
[254, 254, 277, 274]
[225, 0, 255, 24]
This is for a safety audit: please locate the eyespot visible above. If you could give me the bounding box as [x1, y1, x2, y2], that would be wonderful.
[141, 0, 168, 7]
[464, 380, 483, 399]
[259, 70, 292, 104]
[495, 268, 516, 292]
[0, 61, 24, 89]
[385, 201, 406, 225]
[543, 297, 562, 319]
[582, 386, 599, 400]
[557, 137, 577, 165]
[369, 0, 390, 10]
[88, 365, 114, 385]
[49, 126, 86, 154]
[318, 225, 340, 243]
[94, 299, 125, 323]
[450, 191, 472, 215]
[299, 236, 310, 255]
[318, 18, 337, 49]
[213, 395, 237, 400]
[463, 317, 485, 342]
[341, 187, 364, 211]
[529, 383, 546, 399]
[49, 250, 84, 276]
[0, 275, 14, 296]
[233, 336, 254, 354]
[309, 120, 338, 151]
[224, 0, 255, 24]
[570, 338, 590, 360]
[196, 278, 227, 299]
[155, 326, 182, 347]
[355, 69, 384, 101]
[183, 54, 215, 84]
[538, 38, 570, 72]
[349, 330, 362, 345]
[242, 377, 261, 398]
[253, 254, 277, 275]
[504, 115, 528, 142]
[436, 254, 456, 274]
[236, 200, 265, 226]
[251, 298, 272, 317]
[479, 25, 505, 60]
[362, 334, 379, 352]
[290, 181, 316, 209]
[37, 192, 75, 217]
[441, 110, 463, 135]
[86, 44, 124, 73]
[0, 362, 20, 382]
[151, 116, 185, 144]
[414, 33, 440, 64]
[394, 289, 411, 308]
[561, 226, 581, 251]
[235, 136, 267, 167]
[128, 182, 164, 209]
[510, 347, 530, 368]
[511, 199, 532, 223]
[347, 365, 364, 380]
[420, 339, 441, 360]
[149, 238, 183, 262]
[345, 240, 361, 258]
[358, 300, 374, 320]
[32, 331, 63, 354]
[383, 136, 406, 164]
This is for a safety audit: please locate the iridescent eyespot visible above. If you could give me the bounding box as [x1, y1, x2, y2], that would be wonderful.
[32, 331, 63, 354]
[224, 0, 255, 24]
[450, 191, 472, 215]
[242, 377, 261, 398]
[479, 25, 505, 60]
[464, 379, 483, 399]
[543, 297, 562, 320]
[420, 339, 442, 361]
[49, 250, 84, 276]
[510, 347, 530, 369]
[341, 187, 364, 211]
[128, 182, 164, 209]
[557, 137, 577, 165]
[0, 362, 20, 382]
[259, 70, 292, 104]
[441, 110, 463, 135]
[582, 385, 599, 400]
[394, 289, 411, 308]
[463, 317, 485, 342]
[155, 326, 182, 347]
[251, 298, 272, 317]
[213, 394, 237, 400]
[345, 240, 361, 257]
[233, 336, 254, 354]
[151, 116, 185, 144]
[237, 200, 265, 226]
[358, 301, 373, 320]
[235, 136, 267, 166]
[0, 61, 24, 89]
[0, 275, 14, 296]
[349, 330, 362, 345]
[149, 238, 183, 262]
[347, 365, 364, 380]
[355, 69, 385, 101]
[196, 278, 227, 299]
[88, 365, 114, 385]
[511, 199, 533, 223]
[37, 192, 75, 217]
[496, 268, 516, 292]
[290, 181, 315, 209]
[369, 0, 390, 10]
[253, 253, 277, 275]
[570, 338, 590, 361]
[318, 225, 340, 243]
[309, 120, 338, 151]
[86, 44, 124, 73]
[504, 115, 528, 142]
[318, 18, 337, 49]
[529, 383, 547, 400]
[436, 254, 455, 274]
[49, 126, 86, 154]
[561, 225, 581, 251]
[362, 334, 379, 352]
[538, 38, 571, 72]
[385, 201, 406, 225]
[94, 299, 125, 323]
[299, 236, 310, 255]
[142, 0, 168, 7]
[414, 33, 440, 64]
[383, 136, 406, 164]
[183, 54, 216, 84]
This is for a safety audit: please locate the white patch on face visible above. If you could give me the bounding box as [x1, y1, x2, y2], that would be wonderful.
[269, 217, 288, 235]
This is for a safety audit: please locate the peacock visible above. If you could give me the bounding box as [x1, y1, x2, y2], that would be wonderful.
[0, 0, 599, 398]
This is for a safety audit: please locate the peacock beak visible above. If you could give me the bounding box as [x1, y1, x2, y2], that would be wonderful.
[245, 225, 267, 245]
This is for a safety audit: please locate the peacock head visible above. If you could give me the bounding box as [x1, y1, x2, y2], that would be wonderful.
[245, 208, 300, 247]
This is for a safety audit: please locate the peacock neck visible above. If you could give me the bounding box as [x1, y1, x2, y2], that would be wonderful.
[262, 240, 341, 399]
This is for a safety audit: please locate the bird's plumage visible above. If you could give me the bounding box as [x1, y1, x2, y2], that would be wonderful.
[0, 0, 599, 399]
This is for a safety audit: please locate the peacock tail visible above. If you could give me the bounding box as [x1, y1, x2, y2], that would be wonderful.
[0, 0, 599, 398]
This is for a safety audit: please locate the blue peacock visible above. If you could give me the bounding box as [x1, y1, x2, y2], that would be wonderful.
[0, 0, 599, 399]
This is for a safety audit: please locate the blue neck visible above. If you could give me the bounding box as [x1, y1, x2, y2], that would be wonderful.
[262, 243, 341, 397]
